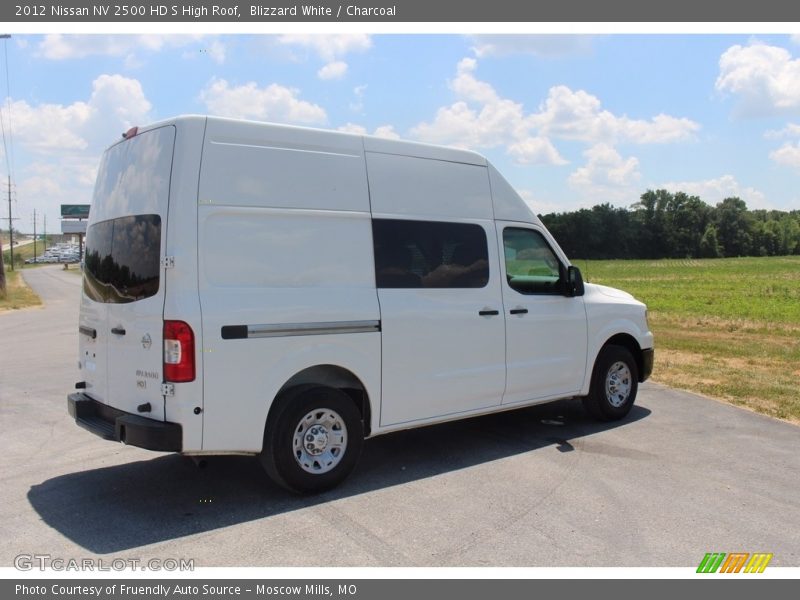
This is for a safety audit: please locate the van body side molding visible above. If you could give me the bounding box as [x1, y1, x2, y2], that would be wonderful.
[221, 320, 381, 340]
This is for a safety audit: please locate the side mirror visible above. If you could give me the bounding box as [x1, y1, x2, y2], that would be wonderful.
[565, 265, 585, 297]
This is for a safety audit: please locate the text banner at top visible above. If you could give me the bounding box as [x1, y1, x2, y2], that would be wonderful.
[5, 0, 800, 23]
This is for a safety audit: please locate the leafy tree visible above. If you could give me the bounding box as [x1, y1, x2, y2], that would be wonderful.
[699, 224, 722, 258]
[714, 197, 753, 257]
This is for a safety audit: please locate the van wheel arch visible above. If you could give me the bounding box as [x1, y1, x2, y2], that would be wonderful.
[595, 334, 644, 383]
[269, 365, 372, 442]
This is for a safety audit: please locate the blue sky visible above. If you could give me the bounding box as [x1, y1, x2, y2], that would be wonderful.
[4, 33, 800, 232]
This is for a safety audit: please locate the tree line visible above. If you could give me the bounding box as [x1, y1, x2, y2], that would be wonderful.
[539, 190, 800, 260]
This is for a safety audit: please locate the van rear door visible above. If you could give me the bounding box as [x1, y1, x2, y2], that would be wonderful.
[80, 125, 175, 421]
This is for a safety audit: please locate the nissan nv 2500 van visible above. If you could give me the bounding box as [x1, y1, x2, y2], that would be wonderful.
[68, 116, 654, 493]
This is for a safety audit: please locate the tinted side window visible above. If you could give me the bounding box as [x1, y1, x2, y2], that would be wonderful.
[83, 220, 113, 303]
[83, 214, 161, 303]
[373, 219, 489, 289]
[503, 228, 563, 295]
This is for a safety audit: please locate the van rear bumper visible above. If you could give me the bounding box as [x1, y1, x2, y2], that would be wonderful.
[67, 392, 182, 452]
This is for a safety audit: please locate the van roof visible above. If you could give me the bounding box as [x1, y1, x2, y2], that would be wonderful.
[134, 114, 488, 166]
[125, 114, 543, 226]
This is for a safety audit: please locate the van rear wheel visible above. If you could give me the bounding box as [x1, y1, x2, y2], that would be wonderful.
[582, 345, 639, 421]
[260, 386, 363, 494]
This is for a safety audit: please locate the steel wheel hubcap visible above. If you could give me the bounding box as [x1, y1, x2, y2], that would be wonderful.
[605, 361, 632, 408]
[292, 409, 347, 474]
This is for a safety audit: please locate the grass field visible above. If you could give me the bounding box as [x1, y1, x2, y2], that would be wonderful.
[0, 269, 42, 311]
[581, 257, 800, 423]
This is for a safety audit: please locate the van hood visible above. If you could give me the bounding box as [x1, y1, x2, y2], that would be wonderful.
[585, 282, 636, 302]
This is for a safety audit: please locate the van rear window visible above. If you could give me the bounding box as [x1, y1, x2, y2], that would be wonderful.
[83, 214, 161, 304]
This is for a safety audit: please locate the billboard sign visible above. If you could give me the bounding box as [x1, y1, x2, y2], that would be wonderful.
[61, 204, 90, 218]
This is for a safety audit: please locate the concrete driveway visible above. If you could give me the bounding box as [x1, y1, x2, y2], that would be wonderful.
[1, 266, 798, 567]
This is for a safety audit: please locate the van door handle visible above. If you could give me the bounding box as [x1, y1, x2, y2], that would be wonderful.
[478, 309, 500, 316]
[111, 326, 126, 336]
[510, 308, 528, 315]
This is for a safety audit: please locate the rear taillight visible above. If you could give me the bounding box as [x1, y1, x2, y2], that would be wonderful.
[163, 320, 195, 383]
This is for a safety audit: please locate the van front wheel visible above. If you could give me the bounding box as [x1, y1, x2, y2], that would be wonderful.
[260, 386, 364, 494]
[582, 345, 639, 421]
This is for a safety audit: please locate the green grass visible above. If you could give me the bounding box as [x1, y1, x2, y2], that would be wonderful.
[0, 269, 42, 311]
[580, 257, 800, 423]
[2, 242, 45, 267]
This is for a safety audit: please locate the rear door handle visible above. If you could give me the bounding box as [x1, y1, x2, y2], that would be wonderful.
[510, 308, 528, 315]
[111, 326, 126, 336]
[478, 309, 500, 316]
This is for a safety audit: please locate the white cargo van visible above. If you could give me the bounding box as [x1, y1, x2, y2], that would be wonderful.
[68, 116, 654, 493]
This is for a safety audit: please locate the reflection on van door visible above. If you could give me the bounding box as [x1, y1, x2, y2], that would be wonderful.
[497, 223, 588, 404]
[375, 219, 506, 425]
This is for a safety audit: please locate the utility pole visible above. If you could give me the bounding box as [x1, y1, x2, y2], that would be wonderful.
[0, 237, 5, 296]
[32, 208, 36, 264]
[6, 174, 13, 270]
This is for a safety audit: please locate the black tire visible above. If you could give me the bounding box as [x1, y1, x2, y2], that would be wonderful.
[582, 344, 639, 421]
[260, 386, 364, 494]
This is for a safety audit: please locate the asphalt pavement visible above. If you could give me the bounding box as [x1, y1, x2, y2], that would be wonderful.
[1, 266, 798, 567]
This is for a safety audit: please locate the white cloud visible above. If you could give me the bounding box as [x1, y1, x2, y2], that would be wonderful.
[764, 122, 800, 139]
[791, 35, 800, 46]
[11, 74, 151, 153]
[317, 61, 348, 80]
[276, 35, 371, 83]
[37, 34, 207, 61]
[8, 75, 154, 227]
[769, 142, 800, 169]
[410, 58, 695, 167]
[568, 144, 641, 201]
[350, 84, 367, 112]
[200, 79, 326, 124]
[411, 58, 564, 165]
[276, 34, 372, 62]
[660, 175, 769, 209]
[529, 85, 699, 144]
[716, 43, 800, 117]
[469, 35, 594, 58]
[206, 40, 227, 64]
[508, 137, 568, 166]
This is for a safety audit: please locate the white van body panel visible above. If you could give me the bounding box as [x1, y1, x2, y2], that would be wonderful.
[367, 152, 494, 221]
[489, 163, 543, 225]
[200, 118, 370, 212]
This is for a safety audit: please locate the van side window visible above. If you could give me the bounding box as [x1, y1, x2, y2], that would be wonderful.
[373, 219, 489, 289]
[503, 228, 563, 295]
[83, 214, 162, 303]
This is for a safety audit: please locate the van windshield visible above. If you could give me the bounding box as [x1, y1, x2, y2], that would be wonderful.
[83, 214, 161, 303]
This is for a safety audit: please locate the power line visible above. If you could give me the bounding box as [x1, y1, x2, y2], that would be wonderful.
[2, 35, 14, 182]
[0, 35, 10, 180]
